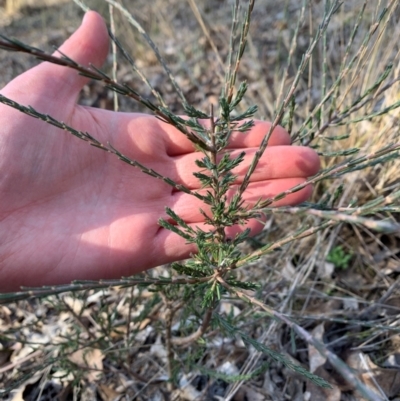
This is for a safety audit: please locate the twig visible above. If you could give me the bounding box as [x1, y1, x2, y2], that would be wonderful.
[108, 3, 119, 111]
[253, 141, 400, 210]
[256, 205, 400, 233]
[62, 297, 97, 340]
[160, 293, 176, 392]
[0, 37, 211, 150]
[218, 277, 385, 401]
[187, 0, 225, 79]
[171, 307, 213, 347]
[225, 0, 255, 103]
[358, 280, 400, 320]
[0, 350, 42, 374]
[0, 94, 207, 202]
[0, 276, 212, 304]
[104, 0, 187, 104]
[237, 1, 341, 199]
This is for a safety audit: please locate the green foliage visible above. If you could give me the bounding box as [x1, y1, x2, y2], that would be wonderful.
[1, 0, 400, 399]
[327, 246, 353, 270]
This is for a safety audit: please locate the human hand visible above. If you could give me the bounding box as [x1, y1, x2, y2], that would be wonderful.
[0, 12, 320, 291]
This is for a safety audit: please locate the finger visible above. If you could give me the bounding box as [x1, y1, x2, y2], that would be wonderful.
[160, 120, 291, 156]
[163, 178, 314, 224]
[171, 146, 320, 189]
[49, 11, 109, 100]
[154, 177, 313, 265]
[225, 121, 291, 149]
[155, 216, 265, 267]
[4, 12, 109, 106]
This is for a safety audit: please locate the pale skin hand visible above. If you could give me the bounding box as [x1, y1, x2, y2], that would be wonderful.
[0, 12, 320, 292]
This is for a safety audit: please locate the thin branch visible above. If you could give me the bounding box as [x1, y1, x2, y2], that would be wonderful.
[218, 277, 384, 401]
[104, 0, 187, 104]
[257, 205, 400, 233]
[0, 94, 207, 202]
[274, 0, 307, 109]
[187, 0, 225, 78]
[0, 350, 42, 375]
[225, 0, 255, 104]
[0, 36, 211, 150]
[0, 276, 212, 304]
[254, 141, 400, 210]
[237, 220, 336, 268]
[171, 307, 213, 347]
[108, 3, 119, 111]
[236, 1, 341, 200]
[107, 29, 166, 107]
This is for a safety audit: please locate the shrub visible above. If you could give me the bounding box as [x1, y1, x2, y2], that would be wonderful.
[1, 1, 400, 399]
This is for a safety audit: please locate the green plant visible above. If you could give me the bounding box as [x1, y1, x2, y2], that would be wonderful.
[1, 0, 400, 400]
[327, 245, 353, 270]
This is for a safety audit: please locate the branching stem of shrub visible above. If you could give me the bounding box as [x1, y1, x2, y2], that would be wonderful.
[0, 276, 213, 304]
[0, 40, 210, 150]
[0, 94, 207, 202]
[187, 0, 225, 77]
[237, 1, 340, 199]
[171, 307, 213, 347]
[62, 298, 97, 341]
[161, 293, 176, 391]
[125, 286, 136, 365]
[250, 141, 400, 211]
[226, 0, 255, 103]
[218, 277, 384, 401]
[2, 0, 400, 396]
[237, 220, 336, 267]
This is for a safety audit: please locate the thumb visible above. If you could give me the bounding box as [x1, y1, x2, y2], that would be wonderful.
[50, 11, 109, 99]
[3, 11, 109, 105]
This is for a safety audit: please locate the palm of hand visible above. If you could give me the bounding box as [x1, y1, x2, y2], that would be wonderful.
[0, 12, 319, 290]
